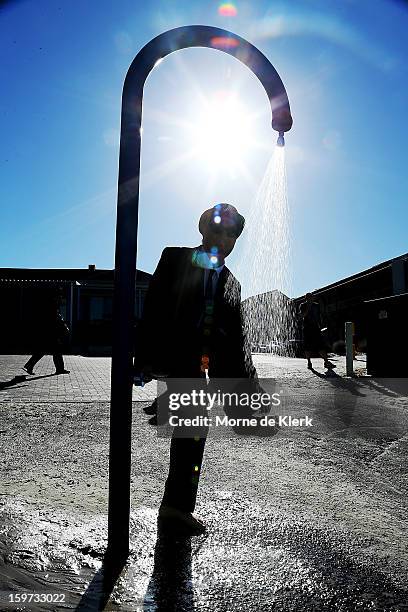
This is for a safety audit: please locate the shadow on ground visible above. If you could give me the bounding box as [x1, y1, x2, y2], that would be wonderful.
[0, 373, 60, 391]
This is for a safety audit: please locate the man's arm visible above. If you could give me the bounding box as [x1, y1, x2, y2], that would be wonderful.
[134, 248, 171, 375]
[315, 302, 323, 330]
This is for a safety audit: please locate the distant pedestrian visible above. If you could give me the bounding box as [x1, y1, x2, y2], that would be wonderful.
[299, 293, 335, 371]
[23, 298, 70, 375]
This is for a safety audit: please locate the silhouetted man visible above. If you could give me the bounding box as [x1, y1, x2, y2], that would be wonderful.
[134, 203, 259, 534]
[299, 292, 334, 371]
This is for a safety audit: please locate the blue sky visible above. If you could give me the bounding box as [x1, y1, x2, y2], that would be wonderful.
[1, 0, 407, 297]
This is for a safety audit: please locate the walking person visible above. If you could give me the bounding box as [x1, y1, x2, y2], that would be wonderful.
[299, 292, 335, 371]
[133, 203, 260, 535]
[23, 296, 70, 375]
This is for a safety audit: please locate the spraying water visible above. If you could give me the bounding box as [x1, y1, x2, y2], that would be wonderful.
[237, 145, 296, 355]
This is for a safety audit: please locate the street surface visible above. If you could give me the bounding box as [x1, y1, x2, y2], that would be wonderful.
[0, 354, 407, 611]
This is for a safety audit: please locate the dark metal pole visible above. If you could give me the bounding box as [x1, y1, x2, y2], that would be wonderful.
[107, 24, 293, 560]
[106, 74, 144, 560]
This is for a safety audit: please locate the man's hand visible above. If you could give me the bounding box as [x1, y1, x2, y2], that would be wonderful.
[142, 364, 153, 381]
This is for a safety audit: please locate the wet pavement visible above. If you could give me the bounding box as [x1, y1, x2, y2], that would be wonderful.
[0, 354, 407, 611]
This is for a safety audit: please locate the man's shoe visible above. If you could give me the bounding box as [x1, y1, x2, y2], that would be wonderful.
[158, 505, 206, 535]
[252, 415, 280, 437]
[55, 369, 70, 374]
[23, 366, 34, 375]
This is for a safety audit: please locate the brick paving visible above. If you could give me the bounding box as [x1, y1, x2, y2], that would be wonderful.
[0, 353, 365, 403]
[0, 355, 156, 403]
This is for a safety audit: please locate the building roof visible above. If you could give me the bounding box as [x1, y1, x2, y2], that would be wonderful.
[0, 267, 152, 285]
[364, 291, 408, 304]
[295, 252, 408, 300]
[242, 289, 291, 305]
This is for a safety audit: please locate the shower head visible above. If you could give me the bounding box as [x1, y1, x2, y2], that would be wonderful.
[271, 107, 293, 136]
[272, 106, 292, 147]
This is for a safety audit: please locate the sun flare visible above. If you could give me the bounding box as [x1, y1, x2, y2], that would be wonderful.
[191, 92, 254, 171]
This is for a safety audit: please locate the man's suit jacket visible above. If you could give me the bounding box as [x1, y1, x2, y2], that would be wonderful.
[134, 246, 257, 379]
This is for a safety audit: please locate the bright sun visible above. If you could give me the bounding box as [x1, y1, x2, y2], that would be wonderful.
[191, 92, 253, 171]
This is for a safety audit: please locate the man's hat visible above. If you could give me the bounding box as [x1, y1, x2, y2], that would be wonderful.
[199, 203, 245, 238]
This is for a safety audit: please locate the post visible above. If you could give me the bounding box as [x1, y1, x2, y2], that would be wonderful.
[106, 85, 142, 561]
[69, 282, 74, 344]
[345, 321, 354, 376]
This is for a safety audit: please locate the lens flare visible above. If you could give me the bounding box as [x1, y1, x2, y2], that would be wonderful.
[218, 3, 238, 17]
[210, 36, 239, 49]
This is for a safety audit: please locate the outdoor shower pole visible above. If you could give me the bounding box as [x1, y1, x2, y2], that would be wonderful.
[345, 321, 354, 376]
[107, 25, 293, 560]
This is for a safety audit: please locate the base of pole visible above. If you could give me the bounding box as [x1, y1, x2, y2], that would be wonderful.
[104, 544, 130, 566]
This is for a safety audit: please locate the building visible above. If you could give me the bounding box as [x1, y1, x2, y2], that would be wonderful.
[241, 252, 407, 356]
[0, 266, 152, 355]
[293, 252, 408, 352]
[2, 251, 407, 358]
[241, 290, 297, 354]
